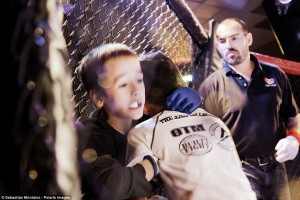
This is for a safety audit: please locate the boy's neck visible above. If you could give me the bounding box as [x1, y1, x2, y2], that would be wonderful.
[144, 103, 165, 117]
[107, 117, 132, 135]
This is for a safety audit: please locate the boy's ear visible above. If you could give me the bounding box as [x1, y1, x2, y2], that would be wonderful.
[89, 89, 104, 108]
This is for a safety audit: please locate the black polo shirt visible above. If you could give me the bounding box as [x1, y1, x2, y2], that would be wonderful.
[199, 54, 299, 158]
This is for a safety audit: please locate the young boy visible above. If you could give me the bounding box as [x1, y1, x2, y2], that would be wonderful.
[126, 51, 257, 200]
[78, 43, 155, 200]
[77, 43, 202, 200]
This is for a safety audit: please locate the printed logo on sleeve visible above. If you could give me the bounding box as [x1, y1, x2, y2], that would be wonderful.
[209, 123, 235, 151]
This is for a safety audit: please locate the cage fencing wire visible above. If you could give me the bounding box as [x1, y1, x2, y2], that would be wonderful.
[63, 0, 194, 121]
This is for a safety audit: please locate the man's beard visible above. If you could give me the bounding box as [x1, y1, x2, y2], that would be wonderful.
[225, 54, 242, 66]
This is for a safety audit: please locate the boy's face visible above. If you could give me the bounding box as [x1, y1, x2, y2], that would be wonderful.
[100, 55, 145, 120]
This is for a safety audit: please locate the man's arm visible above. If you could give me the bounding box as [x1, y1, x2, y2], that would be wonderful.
[275, 113, 300, 163]
[287, 113, 300, 132]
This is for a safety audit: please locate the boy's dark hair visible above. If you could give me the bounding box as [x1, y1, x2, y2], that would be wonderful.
[140, 51, 186, 106]
[78, 43, 138, 93]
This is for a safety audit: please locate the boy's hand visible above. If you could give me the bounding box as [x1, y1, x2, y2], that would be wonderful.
[140, 155, 158, 181]
[166, 87, 203, 114]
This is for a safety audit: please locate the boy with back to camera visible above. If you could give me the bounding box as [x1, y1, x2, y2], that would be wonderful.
[126, 51, 257, 200]
[77, 43, 202, 200]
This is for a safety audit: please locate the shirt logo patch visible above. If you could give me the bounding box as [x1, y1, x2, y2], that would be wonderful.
[179, 134, 212, 156]
[264, 77, 277, 87]
[209, 123, 235, 151]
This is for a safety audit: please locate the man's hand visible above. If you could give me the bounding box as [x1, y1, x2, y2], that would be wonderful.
[275, 136, 299, 163]
[166, 87, 203, 114]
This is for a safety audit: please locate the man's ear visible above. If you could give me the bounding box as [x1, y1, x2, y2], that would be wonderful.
[246, 32, 253, 46]
[89, 89, 104, 108]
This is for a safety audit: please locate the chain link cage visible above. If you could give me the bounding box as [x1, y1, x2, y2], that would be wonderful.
[63, 0, 194, 121]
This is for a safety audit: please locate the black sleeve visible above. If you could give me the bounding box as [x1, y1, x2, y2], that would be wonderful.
[79, 119, 153, 199]
[275, 68, 299, 119]
[90, 155, 153, 200]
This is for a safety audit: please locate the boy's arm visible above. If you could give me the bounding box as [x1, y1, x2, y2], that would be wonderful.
[140, 158, 155, 181]
[88, 155, 153, 199]
[127, 128, 159, 178]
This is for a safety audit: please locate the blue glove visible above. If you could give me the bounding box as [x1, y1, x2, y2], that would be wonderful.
[166, 87, 203, 114]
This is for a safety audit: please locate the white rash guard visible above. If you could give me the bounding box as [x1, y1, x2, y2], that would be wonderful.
[126, 108, 256, 200]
